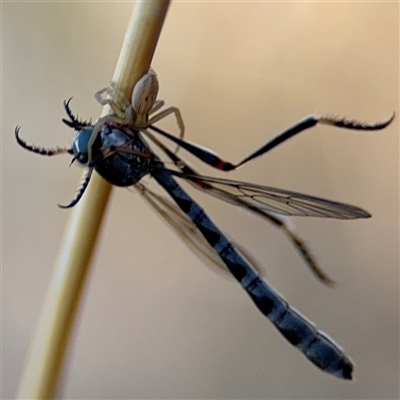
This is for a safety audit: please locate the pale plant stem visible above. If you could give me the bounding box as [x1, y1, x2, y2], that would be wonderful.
[17, 2, 170, 398]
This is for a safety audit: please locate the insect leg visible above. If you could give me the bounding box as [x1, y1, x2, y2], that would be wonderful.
[58, 167, 94, 209]
[258, 213, 336, 287]
[235, 113, 395, 168]
[149, 113, 394, 171]
[144, 129, 334, 286]
[15, 126, 72, 156]
[62, 98, 92, 130]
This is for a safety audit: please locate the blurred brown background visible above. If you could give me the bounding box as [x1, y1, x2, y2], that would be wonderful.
[2, 2, 398, 399]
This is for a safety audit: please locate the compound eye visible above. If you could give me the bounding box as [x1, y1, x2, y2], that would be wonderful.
[72, 127, 93, 164]
[77, 153, 88, 164]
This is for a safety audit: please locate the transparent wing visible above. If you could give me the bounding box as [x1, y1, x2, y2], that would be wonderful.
[142, 130, 335, 285]
[166, 170, 370, 219]
[181, 177, 336, 286]
[132, 183, 264, 280]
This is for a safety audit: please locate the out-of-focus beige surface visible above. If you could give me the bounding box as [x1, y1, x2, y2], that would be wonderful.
[3, 2, 398, 399]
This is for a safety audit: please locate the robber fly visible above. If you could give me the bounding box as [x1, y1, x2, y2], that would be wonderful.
[15, 70, 394, 379]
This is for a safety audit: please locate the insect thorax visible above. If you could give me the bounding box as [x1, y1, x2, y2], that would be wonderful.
[93, 123, 152, 187]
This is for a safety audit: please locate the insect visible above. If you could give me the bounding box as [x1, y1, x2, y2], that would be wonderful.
[15, 71, 394, 379]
